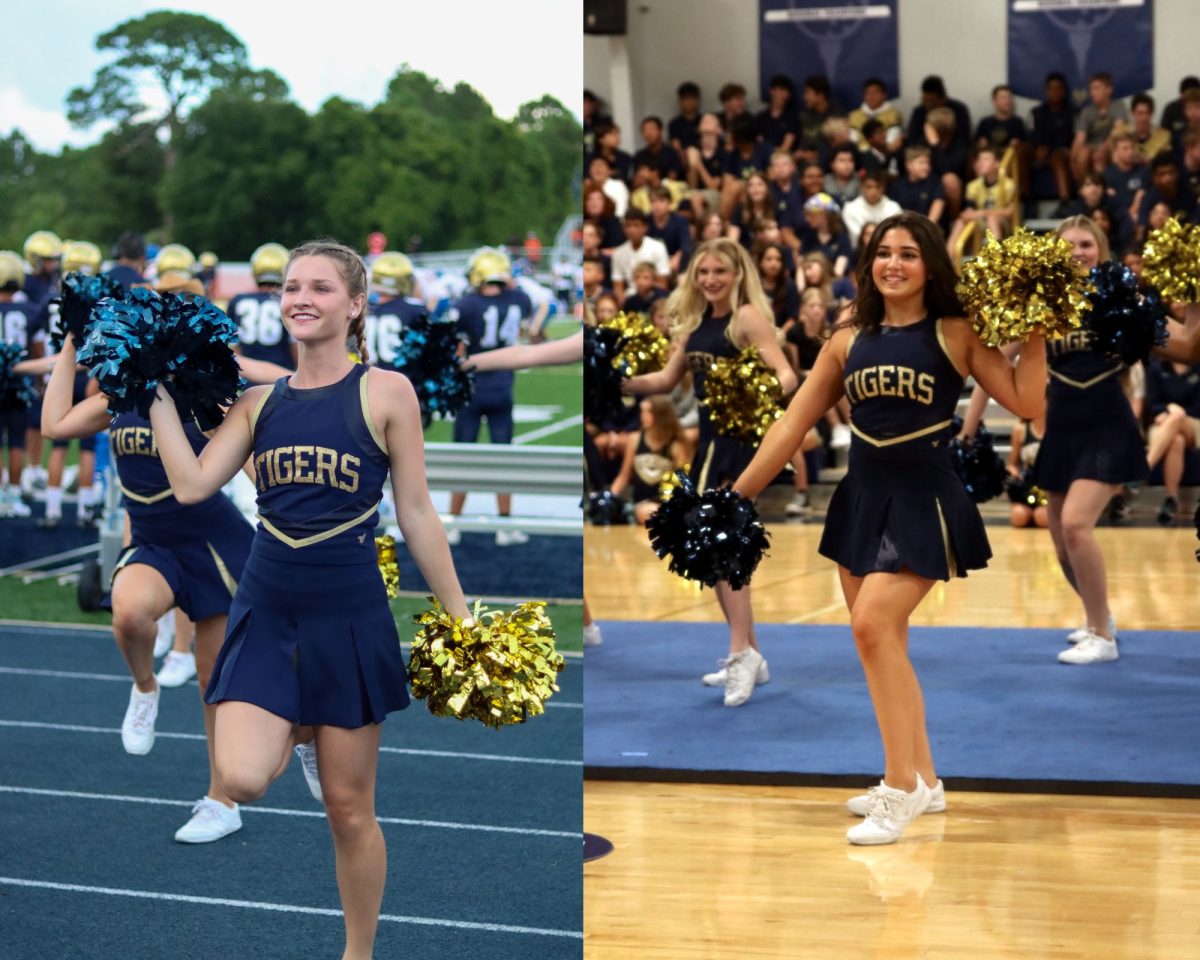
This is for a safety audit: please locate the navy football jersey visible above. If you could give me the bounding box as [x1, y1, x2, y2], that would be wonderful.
[229, 291, 294, 368]
[104, 264, 145, 294]
[364, 296, 426, 367]
[0, 300, 43, 351]
[452, 288, 533, 391]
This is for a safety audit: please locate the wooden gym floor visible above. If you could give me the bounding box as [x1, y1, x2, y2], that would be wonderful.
[583, 522, 1200, 959]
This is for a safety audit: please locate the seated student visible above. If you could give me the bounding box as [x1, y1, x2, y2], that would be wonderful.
[610, 208, 671, 301]
[1007, 417, 1050, 529]
[756, 74, 798, 152]
[582, 255, 610, 309]
[1071, 71, 1130, 180]
[795, 74, 845, 166]
[975, 84, 1029, 196]
[669, 81, 703, 154]
[634, 116, 685, 183]
[1135, 150, 1197, 239]
[629, 157, 689, 215]
[590, 118, 635, 186]
[646, 186, 693, 276]
[924, 105, 968, 219]
[823, 145, 862, 206]
[1171, 88, 1200, 158]
[584, 184, 625, 250]
[841, 169, 901, 248]
[1087, 205, 1129, 260]
[729, 172, 777, 252]
[766, 149, 804, 229]
[798, 193, 852, 277]
[1161, 77, 1200, 139]
[848, 77, 904, 151]
[754, 241, 799, 335]
[1031, 71, 1076, 203]
[1144, 357, 1200, 525]
[1180, 128, 1200, 205]
[753, 218, 797, 276]
[622, 261, 668, 317]
[719, 115, 774, 219]
[817, 116, 855, 170]
[888, 145, 946, 226]
[798, 250, 855, 311]
[717, 82, 751, 139]
[1128, 93, 1171, 165]
[857, 118, 900, 181]
[1058, 175, 1134, 253]
[1103, 131, 1150, 222]
[581, 220, 613, 288]
[946, 146, 1017, 253]
[609, 395, 692, 526]
[587, 154, 629, 218]
[685, 113, 729, 219]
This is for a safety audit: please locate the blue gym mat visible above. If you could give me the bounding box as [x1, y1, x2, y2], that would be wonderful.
[584, 621, 1200, 793]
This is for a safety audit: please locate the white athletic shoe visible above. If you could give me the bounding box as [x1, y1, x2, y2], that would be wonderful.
[121, 683, 159, 755]
[174, 796, 242, 843]
[1067, 614, 1116, 644]
[495, 529, 530, 546]
[830, 424, 852, 449]
[723, 648, 764, 707]
[846, 774, 932, 845]
[154, 612, 176, 658]
[848, 778, 946, 817]
[1058, 631, 1118, 664]
[444, 527, 462, 546]
[703, 656, 770, 687]
[294, 742, 324, 803]
[156, 651, 196, 688]
[583, 623, 603, 647]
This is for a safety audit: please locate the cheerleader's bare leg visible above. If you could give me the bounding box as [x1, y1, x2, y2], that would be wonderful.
[715, 580, 757, 654]
[1048, 480, 1117, 637]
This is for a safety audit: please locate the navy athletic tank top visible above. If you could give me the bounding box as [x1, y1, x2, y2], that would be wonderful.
[110, 411, 215, 519]
[249, 363, 390, 564]
[684, 309, 738, 402]
[842, 316, 964, 450]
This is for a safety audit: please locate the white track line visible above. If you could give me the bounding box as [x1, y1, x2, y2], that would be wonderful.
[0, 665, 583, 707]
[513, 413, 584, 445]
[0, 786, 580, 839]
[0, 719, 581, 767]
[0, 877, 582, 939]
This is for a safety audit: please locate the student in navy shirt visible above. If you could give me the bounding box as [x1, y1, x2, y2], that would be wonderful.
[756, 74, 798, 152]
[590, 118, 634, 185]
[754, 241, 799, 334]
[1031, 72, 1075, 204]
[1102, 132, 1150, 219]
[105, 231, 148, 292]
[799, 192, 853, 277]
[647, 186, 693, 275]
[634, 116, 685, 182]
[720, 116, 774, 218]
[1136, 151, 1196, 237]
[669, 81, 703, 154]
[622, 262, 668, 316]
[889, 146, 946, 226]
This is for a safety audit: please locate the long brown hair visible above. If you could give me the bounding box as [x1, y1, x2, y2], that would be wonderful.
[287, 238, 369, 362]
[847, 212, 962, 334]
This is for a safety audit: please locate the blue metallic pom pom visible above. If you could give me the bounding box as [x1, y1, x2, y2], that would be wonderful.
[1085, 261, 1169, 366]
[0, 342, 38, 412]
[53, 272, 126, 352]
[76, 287, 243, 429]
[383, 312, 474, 427]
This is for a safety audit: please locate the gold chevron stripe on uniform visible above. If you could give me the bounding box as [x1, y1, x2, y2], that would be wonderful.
[118, 483, 174, 505]
[934, 496, 960, 577]
[360, 372, 387, 454]
[849, 418, 954, 447]
[1048, 366, 1122, 389]
[936, 319, 968, 378]
[206, 543, 239, 597]
[257, 503, 379, 549]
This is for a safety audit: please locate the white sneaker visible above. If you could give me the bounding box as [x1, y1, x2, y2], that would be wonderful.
[154, 612, 176, 658]
[495, 529, 530, 546]
[156, 651, 196, 688]
[121, 683, 159, 755]
[830, 424, 852, 449]
[723, 647, 764, 707]
[583, 623, 603, 647]
[784, 491, 810, 518]
[1058, 631, 1118, 664]
[5, 490, 31, 518]
[703, 655, 770, 687]
[444, 527, 462, 546]
[846, 774, 932, 845]
[848, 778, 946, 816]
[174, 796, 242, 843]
[1067, 614, 1116, 644]
[294, 742, 324, 803]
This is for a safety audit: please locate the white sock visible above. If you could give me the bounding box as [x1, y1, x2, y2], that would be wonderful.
[77, 485, 95, 509]
[6, 484, 20, 501]
[45, 487, 64, 519]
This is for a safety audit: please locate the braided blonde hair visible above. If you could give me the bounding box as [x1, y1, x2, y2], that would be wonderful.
[287, 238, 370, 362]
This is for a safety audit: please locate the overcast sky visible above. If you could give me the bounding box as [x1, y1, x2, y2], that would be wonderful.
[4, 1, 581, 153]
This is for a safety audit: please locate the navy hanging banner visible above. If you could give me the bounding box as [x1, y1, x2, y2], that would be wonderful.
[759, 1, 899, 109]
[1008, 0, 1154, 105]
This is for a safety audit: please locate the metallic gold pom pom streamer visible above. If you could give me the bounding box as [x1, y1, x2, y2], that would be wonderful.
[408, 600, 565, 729]
[957, 227, 1092, 346]
[375, 535, 399, 599]
[699, 346, 783, 445]
[1142, 218, 1200, 304]
[658, 464, 689, 502]
[600, 311, 669, 377]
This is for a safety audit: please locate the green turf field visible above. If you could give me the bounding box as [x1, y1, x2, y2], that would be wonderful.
[0, 578, 583, 651]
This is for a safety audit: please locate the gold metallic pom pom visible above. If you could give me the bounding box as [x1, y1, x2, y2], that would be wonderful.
[1142, 218, 1200, 304]
[408, 600, 565, 729]
[1026, 485, 1048, 508]
[957, 228, 1092, 346]
[375, 535, 400, 599]
[658, 465, 690, 502]
[700, 346, 783, 446]
[600, 311, 669, 376]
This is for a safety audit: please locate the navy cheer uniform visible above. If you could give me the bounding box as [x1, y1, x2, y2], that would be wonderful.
[452, 288, 533, 444]
[229, 291, 294, 369]
[205, 364, 407, 728]
[1033, 325, 1146, 491]
[686, 310, 756, 491]
[1, 299, 43, 451]
[819, 316, 991, 580]
[109, 412, 253, 618]
[365, 296, 425, 367]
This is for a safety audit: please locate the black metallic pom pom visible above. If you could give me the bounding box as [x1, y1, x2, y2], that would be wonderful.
[949, 423, 1008, 503]
[386, 313, 474, 426]
[645, 472, 769, 589]
[1085, 261, 1169, 366]
[0, 343, 37, 413]
[53, 272, 125, 351]
[584, 325, 628, 423]
[586, 490, 629, 525]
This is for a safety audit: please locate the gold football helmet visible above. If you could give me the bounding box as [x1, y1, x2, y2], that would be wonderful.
[370, 251, 415, 296]
[0, 250, 26, 289]
[198, 251, 219, 270]
[467, 247, 512, 289]
[23, 230, 64, 271]
[249, 243, 289, 286]
[62, 240, 103, 276]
